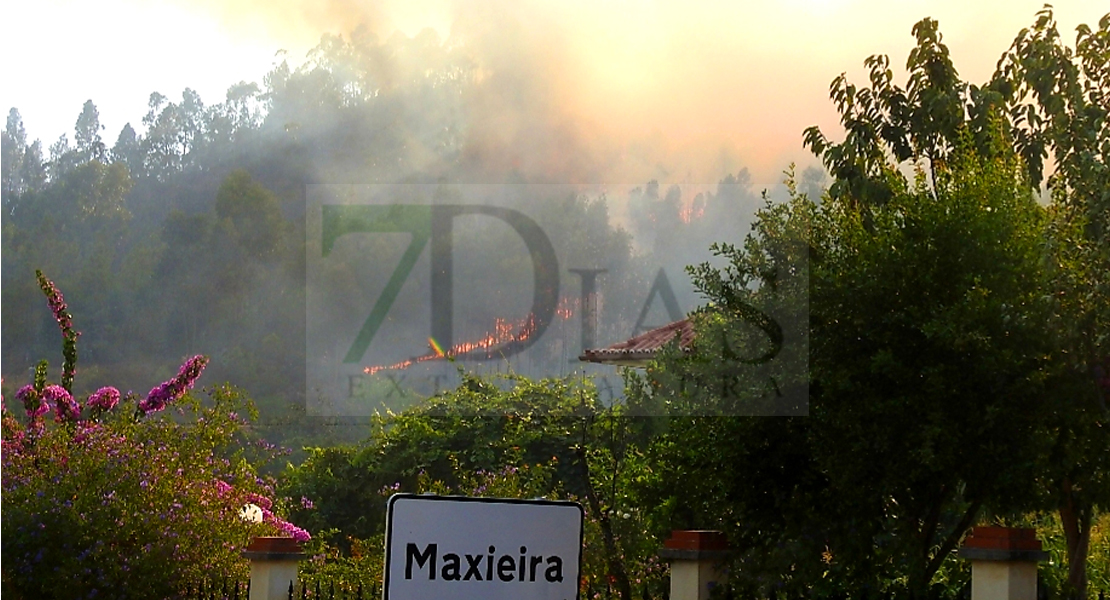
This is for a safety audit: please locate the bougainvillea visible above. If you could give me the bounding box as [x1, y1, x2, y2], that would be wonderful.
[36, 270, 79, 393]
[17, 385, 46, 420]
[87, 386, 121, 413]
[41, 385, 80, 422]
[1, 273, 310, 599]
[138, 355, 209, 415]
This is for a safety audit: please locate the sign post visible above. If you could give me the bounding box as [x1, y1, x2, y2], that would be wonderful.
[384, 494, 583, 600]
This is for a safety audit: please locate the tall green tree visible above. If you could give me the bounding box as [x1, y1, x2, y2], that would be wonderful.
[2, 108, 27, 199]
[47, 133, 77, 181]
[110, 123, 144, 177]
[74, 99, 105, 162]
[803, 8, 1109, 596]
[992, 10, 1110, 597]
[639, 9, 1110, 597]
[141, 92, 182, 178]
[178, 88, 206, 167]
[640, 144, 1048, 597]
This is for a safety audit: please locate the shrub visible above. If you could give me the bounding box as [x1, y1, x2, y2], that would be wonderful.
[1, 271, 308, 599]
[289, 374, 669, 600]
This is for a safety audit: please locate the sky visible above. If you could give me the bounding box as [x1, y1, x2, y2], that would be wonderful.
[2, 0, 1106, 185]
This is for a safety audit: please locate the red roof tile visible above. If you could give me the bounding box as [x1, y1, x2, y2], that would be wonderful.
[578, 319, 693, 365]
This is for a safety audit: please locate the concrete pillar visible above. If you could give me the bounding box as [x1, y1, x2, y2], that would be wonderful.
[242, 536, 305, 600]
[957, 526, 1047, 600]
[659, 530, 730, 600]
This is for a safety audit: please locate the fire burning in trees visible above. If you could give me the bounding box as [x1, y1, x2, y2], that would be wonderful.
[363, 297, 579, 375]
[555, 296, 576, 320]
[679, 199, 706, 224]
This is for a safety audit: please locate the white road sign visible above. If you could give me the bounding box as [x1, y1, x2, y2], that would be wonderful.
[383, 494, 584, 600]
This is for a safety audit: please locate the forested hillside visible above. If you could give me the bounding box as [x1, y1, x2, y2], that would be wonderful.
[2, 29, 798, 445]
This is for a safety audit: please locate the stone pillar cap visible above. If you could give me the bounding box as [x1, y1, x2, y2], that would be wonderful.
[957, 526, 1048, 562]
[663, 530, 729, 551]
[242, 536, 306, 561]
[659, 530, 730, 561]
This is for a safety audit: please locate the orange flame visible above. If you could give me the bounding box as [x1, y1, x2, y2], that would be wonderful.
[363, 314, 543, 375]
[679, 202, 705, 224]
[556, 296, 577, 320]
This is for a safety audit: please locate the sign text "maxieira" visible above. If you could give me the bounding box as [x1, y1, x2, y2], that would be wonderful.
[405, 543, 565, 583]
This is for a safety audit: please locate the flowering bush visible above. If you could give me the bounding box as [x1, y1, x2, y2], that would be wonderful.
[1, 272, 308, 599]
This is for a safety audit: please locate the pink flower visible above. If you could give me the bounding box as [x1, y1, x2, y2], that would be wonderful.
[139, 356, 209, 414]
[245, 492, 273, 510]
[2, 429, 26, 455]
[268, 515, 311, 542]
[17, 386, 46, 420]
[256, 503, 312, 542]
[36, 272, 73, 332]
[214, 480, 233, 497]
[87, 387, 121, 412]
[35, 271, 79, 390]
[73, 421, 100, 444]
[276, 520, 311, 542]
[42, 385, 80, 422]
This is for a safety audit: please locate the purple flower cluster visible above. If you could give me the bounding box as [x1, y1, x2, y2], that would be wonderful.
[73, 421, 100, 444]
[378, 482, 402, 495]
[272, 519, 311, 543]
[17, 386, 46, 420]
[245, 492, 273, 510]
[87, 387, 120, 412]
[43, 386, 80, 422]
[139, 356, 209, 415]
[258, 502, 311, 541]
[214, 480, 233, 497]
[2, 428, 26, 455]
[37, 272, 73, 333]
[225, 484, 311, 542]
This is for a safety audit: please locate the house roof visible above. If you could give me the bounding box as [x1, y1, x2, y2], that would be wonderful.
[578, 318, 693, 366]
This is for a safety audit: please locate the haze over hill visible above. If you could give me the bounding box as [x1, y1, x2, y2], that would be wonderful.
[4, 0, 1105, 186]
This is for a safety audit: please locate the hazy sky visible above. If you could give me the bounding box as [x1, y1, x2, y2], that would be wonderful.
[3, 0, 1105, 184]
